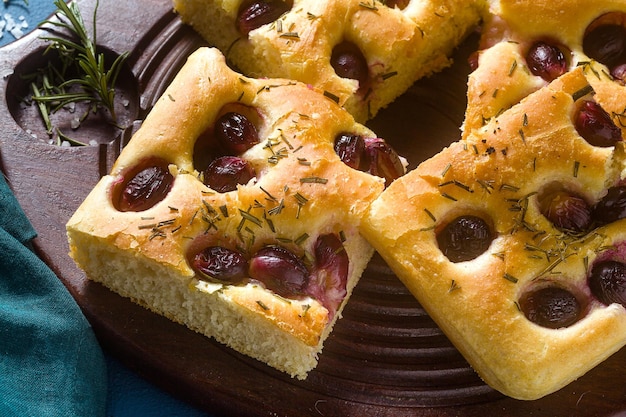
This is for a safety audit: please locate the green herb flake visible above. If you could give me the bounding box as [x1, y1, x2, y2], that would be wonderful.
[300, 177, 328, 184]
[323, 90, 340, 104]
[503, 273, 519, 284]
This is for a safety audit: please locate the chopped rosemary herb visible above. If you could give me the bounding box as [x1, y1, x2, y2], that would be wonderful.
[477, 179, 495, 193]
[441, 193, 458, 202]
[256, 300, 270, 311]
[295, 233, 309, 245]
[424, 208, 436, 222]
[503, 273, 519, 284]
[573, 161, 580, 178]
[381, 71, 398, 81]
[219, 205, 229, 218]
[572, 84, 594, 102]
[448, 280, 461, 293]
[294, 192, 308, 218]
[323, 90, 340, 104]
[300, 177, 328, 184]
[500, 183, 520, 192]
[359, 1, 378, 10]
[508, 60, 518, 76]
[279, 32, 300, 40]
[441, 163, 452, 177]
[239, 209, 263, 228]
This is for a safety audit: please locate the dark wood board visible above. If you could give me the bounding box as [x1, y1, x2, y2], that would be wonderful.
[0, 0, 624, 415]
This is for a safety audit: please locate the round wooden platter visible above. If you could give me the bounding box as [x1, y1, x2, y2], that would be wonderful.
[1, 0, 625, 415]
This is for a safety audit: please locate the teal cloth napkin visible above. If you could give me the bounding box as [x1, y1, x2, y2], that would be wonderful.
[0, 174, 107, 417]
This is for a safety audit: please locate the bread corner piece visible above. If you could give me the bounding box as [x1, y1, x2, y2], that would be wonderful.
[363, 68, 626, 399]
[172, 0, 486, 122]
[67, 47, 386, 379]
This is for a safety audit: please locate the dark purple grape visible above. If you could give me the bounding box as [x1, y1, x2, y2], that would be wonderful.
[589, 260, 626, 307]
[526, 41, 567, 81]
[575, 100, 622, 147]
[331, 42, 369, 88]
[334, 133, 366, 170]
[592, 185, 626, 226]
[539, 190, 591, 233]
[237, 0, 292, 35]
[436, 215, 494, 262]
[192, 246, 249, 284]
[249, 246, 309, 297]
[611, 62, 626, 83]
[214, 112, 259, 154]
[385, 0, 410, 9]
[118, 161, 173, 212]
[204, 156, 255, 193]
[583, 24, 626, 68]
[363, 137, 405, 186]
[306, 234, 349, 314]
[519, 286, 583, 329]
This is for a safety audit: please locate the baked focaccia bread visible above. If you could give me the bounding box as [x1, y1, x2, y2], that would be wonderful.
[172, 0, 485, 122]
[464, 0, 626, 139]
[67, 47, 407, 379]
[363, 67, 626, 400]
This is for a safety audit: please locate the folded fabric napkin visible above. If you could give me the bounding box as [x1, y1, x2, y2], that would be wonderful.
[0, 173, 107, 417]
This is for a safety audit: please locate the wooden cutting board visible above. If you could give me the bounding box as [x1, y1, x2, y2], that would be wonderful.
[0, 0, 624, 415]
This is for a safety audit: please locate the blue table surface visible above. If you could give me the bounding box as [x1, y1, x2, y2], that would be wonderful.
[0, 1, 213, 416]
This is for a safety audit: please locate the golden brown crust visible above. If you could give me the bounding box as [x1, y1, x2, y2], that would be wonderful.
[363, 69, 626, 400]
[464, 0, 626, 137]
[172, 0, 485, 122]
[67, 47, 385, 378]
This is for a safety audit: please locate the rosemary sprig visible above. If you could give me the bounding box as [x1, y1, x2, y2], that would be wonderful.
[30, 0, 128, 131]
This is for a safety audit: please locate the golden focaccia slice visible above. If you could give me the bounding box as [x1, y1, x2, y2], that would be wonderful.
[67, 47, 407, 379]
[463, 0, 626, 141]
[172, 0, 485, 122]
[363, 68, 626, 400]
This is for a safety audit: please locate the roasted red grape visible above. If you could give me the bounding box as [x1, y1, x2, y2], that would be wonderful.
[589, 260, 626, 307]
[237, 0, 292, 35]
[526, 41, 567, 81]
[215, 112, 260, 154]
[193, 246, 249, 284]
[306, 234, 349, 314]
[583, 24, 626, 68]
[331, 41, 369, 88]
[249, 245, 309, 297]
[436, 215, 494, 262]
[363, 137, 405, 186]
[592, 185, 626, 226]
[117, 160, 173, 212]
[204, 156, 255, 193]
[539, 190, 591, 233]
[575, 100, 622, 147]
[519, 286, 583, 329]
[334, 133, 366, 170]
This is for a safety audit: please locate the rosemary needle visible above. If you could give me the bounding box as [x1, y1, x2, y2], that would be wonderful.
[30, 0, 128, 134]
